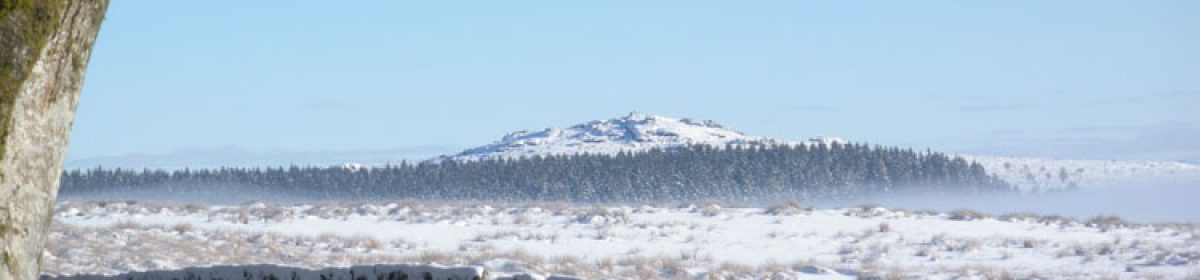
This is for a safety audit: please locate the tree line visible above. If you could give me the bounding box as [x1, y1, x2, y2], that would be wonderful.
[59, 143, 1013, 202]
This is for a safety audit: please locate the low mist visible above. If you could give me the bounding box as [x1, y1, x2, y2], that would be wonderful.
[57, 175, 1200, 224]
[811, 174, 1200, 224]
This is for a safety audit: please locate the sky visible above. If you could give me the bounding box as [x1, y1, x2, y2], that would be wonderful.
[66, 1, 1200, 168]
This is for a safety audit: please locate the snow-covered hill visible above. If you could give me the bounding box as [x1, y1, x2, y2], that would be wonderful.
[438, 112, 843, 161]
[435, 113, 1200, 192]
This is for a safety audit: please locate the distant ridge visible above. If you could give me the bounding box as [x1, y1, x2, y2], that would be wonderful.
[438, 112, 844, 161]
[436, 113, 1200, 192]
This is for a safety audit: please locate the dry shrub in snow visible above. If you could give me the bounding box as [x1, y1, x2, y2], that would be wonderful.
[998, 212, 1041, 223]
[171, 223, 194, 234]
[1085, 215, 1130, 230]
[576, 207, 629, 224]
[512, 213, 533, 225]
[1037, 214, 1076, 225]
[857, 203, 885, 211]
[858, 265, 908, 280]
[975, 266, 1015, 280]
[947, 209, 990, 221]
[914, 245, 933, 257]
[942, 238, 984, 253]
[1097, 243, 1116, 256]
[1056, 244, 1092, 259]
[699, 203, 723, 217]
[415, 251, 452, 265]
[1021, 238, 1041, 249]
[547, 255, 583, 275]
[594, 258, 615, 275]
[352, 235, 384, 250]
[183, 203, 206, 214]
[757, 261, 790, 275]
[714, 261, 755, 276]
[657, 258, 686, 278]
[763, 201, 808, 216]
[839, 244, 863, 261]
[847, 204, 891, 218]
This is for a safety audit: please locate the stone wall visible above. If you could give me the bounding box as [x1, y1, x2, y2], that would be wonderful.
[0, 1, 109, 280]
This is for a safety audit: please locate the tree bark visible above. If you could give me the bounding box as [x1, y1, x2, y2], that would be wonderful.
[0, 1, 109, 280]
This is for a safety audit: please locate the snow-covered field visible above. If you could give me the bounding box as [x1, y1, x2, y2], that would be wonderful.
[46, 201, 1200, 279]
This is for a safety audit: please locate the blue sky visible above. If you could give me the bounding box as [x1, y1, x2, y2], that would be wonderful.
[66, 1, 1200, 167]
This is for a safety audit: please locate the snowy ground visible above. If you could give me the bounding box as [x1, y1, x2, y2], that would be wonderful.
[45, 200, 1200, 279]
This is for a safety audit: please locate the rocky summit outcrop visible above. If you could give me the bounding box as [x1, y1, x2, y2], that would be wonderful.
[1, 1, 109, 280]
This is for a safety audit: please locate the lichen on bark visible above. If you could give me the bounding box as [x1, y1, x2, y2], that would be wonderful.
[1, 0, 67, 167]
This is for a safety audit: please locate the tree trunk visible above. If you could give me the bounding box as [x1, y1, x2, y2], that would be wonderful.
[0, 1, 109, 280]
